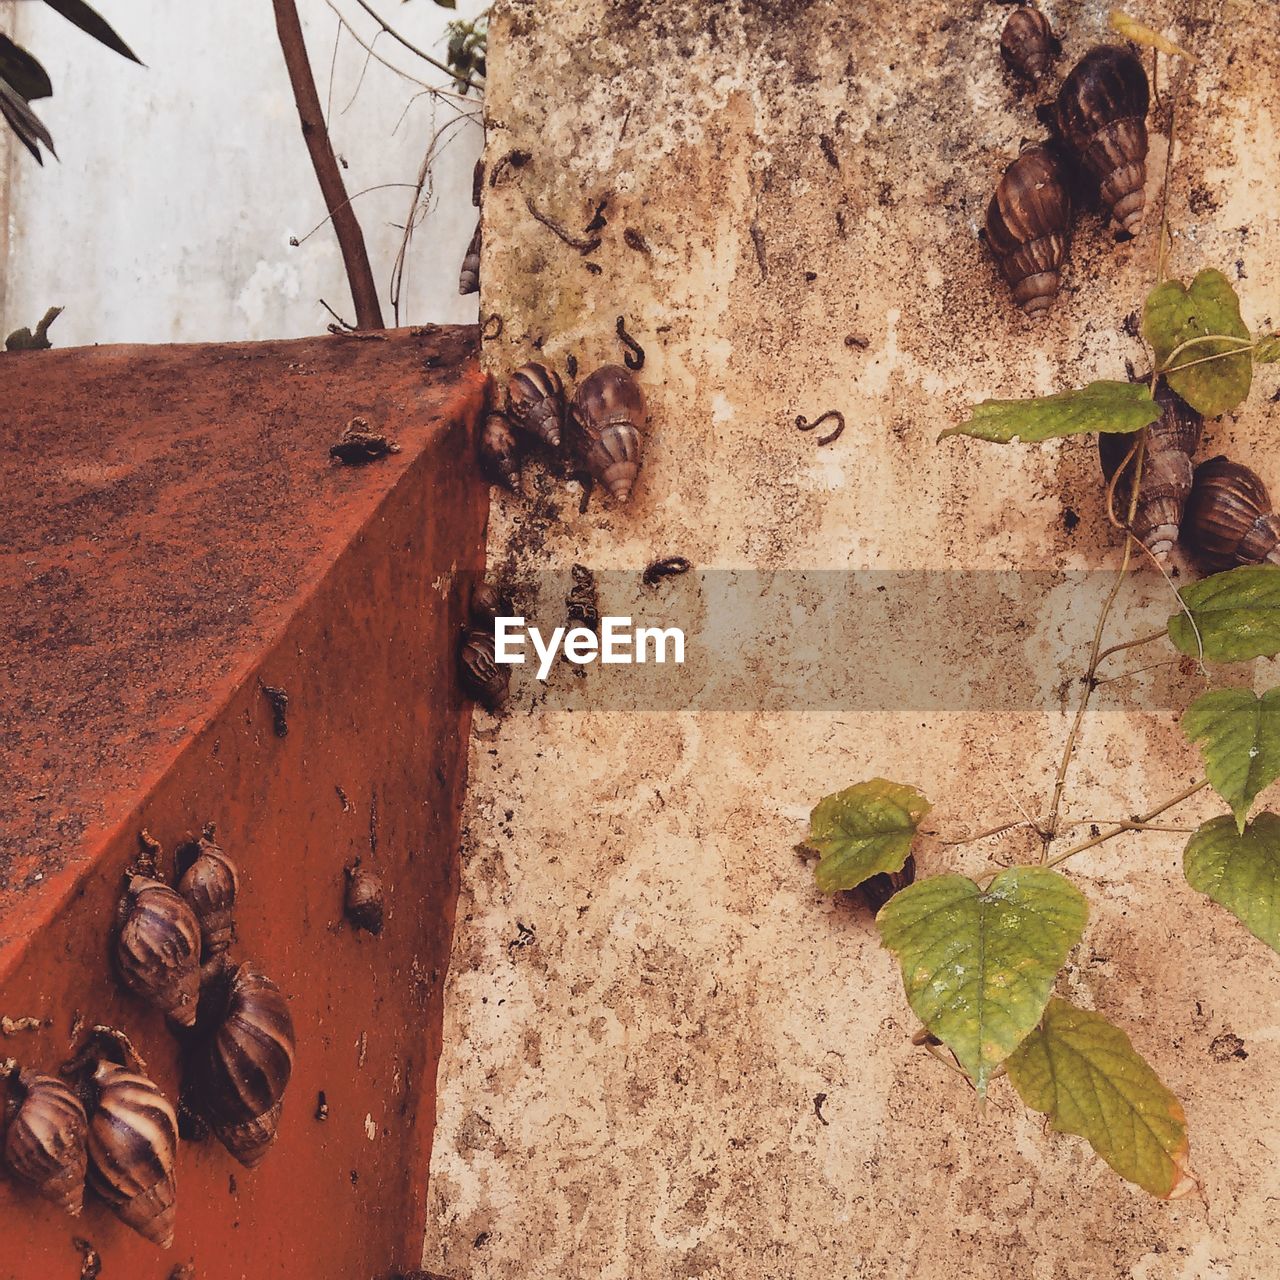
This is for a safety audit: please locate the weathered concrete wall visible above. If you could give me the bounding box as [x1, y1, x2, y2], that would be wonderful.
[1, 0, 484, 344]
[425, 2, 1280, 1277]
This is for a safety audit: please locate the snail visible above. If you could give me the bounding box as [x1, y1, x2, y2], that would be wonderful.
[2, 1063, 88, 1215]
[1000, 6, 1059, 82]
[570, 364, 647, 503]
[459, 219, 481, 296]
[470, 580, 508, 625]
[196, 963, 295, 1169]
[1055, 44, 1150, 234]
[985, 142, 1074, 315]
[115, 875, 202, 1028]
[176, 833, 239, 981]
[478, 410, 522, 491]
[344, 864, 385, 936]
[507, 363, 565, 451]
[1183, 456, 1280, 571]
[459, 628, 509, 712]
[1097, 383, 1202, 561]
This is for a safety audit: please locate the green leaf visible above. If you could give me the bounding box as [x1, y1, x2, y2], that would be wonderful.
[1182, 688, 1280, 830]
[1168, 565, 1280, 662]
[1255, 335, 1280, 364]
[1184, 812, 1280, 953]
[1007, 999, 1198, 1199]
[42, 0, 141, 63]
[0, 36, 53, 101]
[941, 381, 1161, 444]
[1143, 268, 1253, 416]
[808, 779, 930, 894]
[876, 867, 1087, 1095]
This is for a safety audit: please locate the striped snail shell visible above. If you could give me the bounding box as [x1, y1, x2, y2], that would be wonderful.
[507, 363, 565, 450]
[3, 1067, 89, 1215]
[1183, 457, 1280, 571]
[197, 964, 296, 1169]
[86, 1058, 179, 1248]
[459, 628, 509, 712]
[571, 364, 647, 503]
[1097, 384, 1202, 562]
[459, 220, 481, 296]
[176, 836, 239, 978]
[478, 410, 522, 491]
[1056, 44, 1150, 234]
[985, 143, 1073, 316]
[1000, 6, 1058, 82]
[115, 876, 202, 1028]
[344, 865, 385, 936]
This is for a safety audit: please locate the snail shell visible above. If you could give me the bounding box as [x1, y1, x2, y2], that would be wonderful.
[1097, 384, 1202, 562]
[470, 580, 507, 625]
[1000, 6, 1058, 82]
[86, 1059, 178, 1248]
[344, 865, 385, 936]
[571, 364, 647, 503]
[198, 964, 296, 1169]
[115, 876, 202, 1028]
[507, 363, 565, 450]
[478, 411, 522, 491]
[3, 1068, 89, 1215]
[176, 837, 239, 975]
[459, 219, 481, 296]
[985, 143, 1073, 316]
[1183, 456, 1280, 571]
[1056, 44, 1150, 234]
[459, 628, 509, 711]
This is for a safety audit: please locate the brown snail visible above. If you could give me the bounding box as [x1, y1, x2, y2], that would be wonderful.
[571, 364, 647, 503]
[459, 219, 481, 296]
[478, 410, 522, 491]
[2, 1064, 89, 1216]
[344, 864, 385, 936]
[1098, 383, 1202, 562]
[176, 833, 239, 980]
[115, 875, 202, 1028]
[1056, 44, 1150, 234]
[1000, 6, 1058, 82]
[196, 963, 295, 1169]
[985, 143, 1074, 315]
[507, 363, 565, 450]
[1183, 456, 1280, 571]
[459, 628, 509, 712]
[470, 580, 508, 625]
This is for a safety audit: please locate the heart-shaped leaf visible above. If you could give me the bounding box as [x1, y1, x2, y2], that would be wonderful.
[1182, 688, 1280, 830]
[1007, 998, 1198, 1199]
[877, 867, 1087, 1095]
[1184, 812, 1280, 953]
[1168, 565, 1280, 663]
[942, 380, 1161, 444]
[1143, 269, 1253, 416]
[808, 779, 930, 894]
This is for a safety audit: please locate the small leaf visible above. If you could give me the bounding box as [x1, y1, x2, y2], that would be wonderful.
[1184, 812, 1280, 953]
[433, 0, 458, 7]
[808, 779, 930, 894]
[0, 36, 53, 101]
[1182, 688, 1280, 830]
[877, 867, 1087, 1095]
[42, 0, 141, 63]
[1254, 335, 1280, 364]
[0, 77, 54, 162]
[1108, 11, 1193, 59]
[941, 380, 1161, 444]
[1168, 565, 1280, 663]
[1143, 269, 1253, 416]
[1007, 998, 1198, 1199]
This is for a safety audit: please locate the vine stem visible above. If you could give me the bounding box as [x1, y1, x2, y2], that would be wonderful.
[1096, 630, 1167, 663]
[345, 0, 482, 91]
[1044, 779, 1209, 869]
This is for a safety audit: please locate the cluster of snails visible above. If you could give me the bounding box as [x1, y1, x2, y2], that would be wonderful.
[458, 579, 511, 713]
[987, 9, 1151, 315]
[479, 360, 648, 504]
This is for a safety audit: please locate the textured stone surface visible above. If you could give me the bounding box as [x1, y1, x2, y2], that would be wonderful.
[427, 3, 1280, 1276]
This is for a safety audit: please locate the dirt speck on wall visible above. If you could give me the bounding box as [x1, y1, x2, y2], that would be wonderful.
[426, 2, 1280, 1276]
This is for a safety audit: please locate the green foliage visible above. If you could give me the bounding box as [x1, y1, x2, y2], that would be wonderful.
[1184, 813, 1280, 954]
[876, 867, 1087, 1096]
[444, 16, 487, 94]
[1182, 688, 1280, 831]
[807, 779, 930, 894]
[1255, 335, 1280, 364]
[1007, 999, 1197, 1199]
[1143, 268, 1253, 416]
[940, 380, 1161, 444]
[1168, 565, 1280, 663]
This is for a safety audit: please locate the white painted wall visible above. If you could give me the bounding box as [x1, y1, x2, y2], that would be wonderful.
[0, 0, 486, 344]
